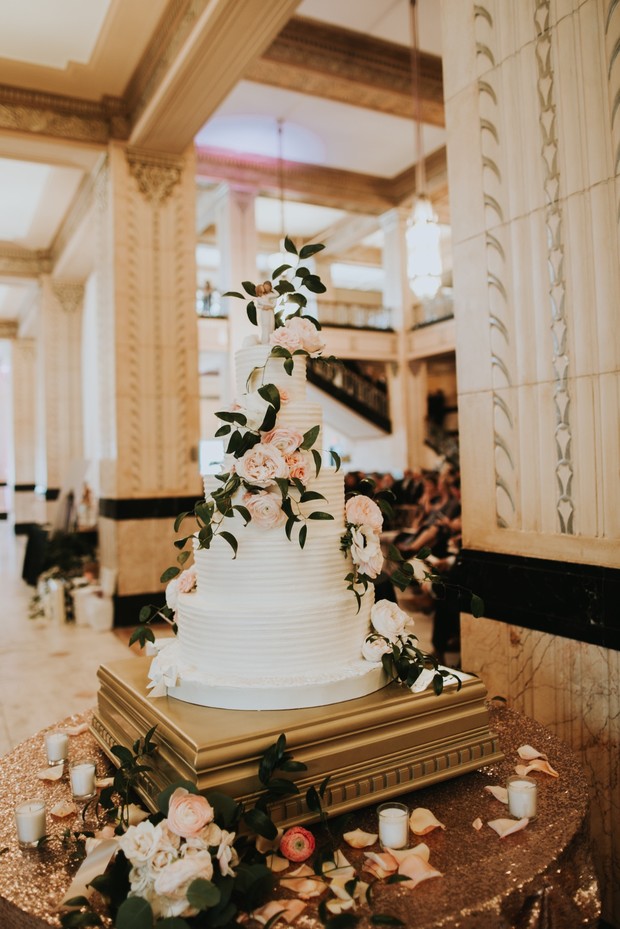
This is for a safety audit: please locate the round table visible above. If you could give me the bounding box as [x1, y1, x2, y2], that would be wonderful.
[0, 703, 601, 928]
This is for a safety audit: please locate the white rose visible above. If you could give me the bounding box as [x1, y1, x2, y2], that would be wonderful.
[236, 444, 289, 488]
[128, 864, 154, 899]
[153, 850, 214, 898]
[216, 830, 238, 877]
[350, 525, 383, 578]
[361, 635, 392, 663]
[345, 495, 383, 532]
[235, 391, 271, 432]
[409, 557, 429, 583]
[119, 820, 165, 866]
[244, 491, 286, 529]
[370, 599, 414, 641]
[286, 316, 325, 356]
[165, 577, 180, 612]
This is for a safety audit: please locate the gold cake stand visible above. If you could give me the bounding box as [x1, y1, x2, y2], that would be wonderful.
[92, 657, 503, 825]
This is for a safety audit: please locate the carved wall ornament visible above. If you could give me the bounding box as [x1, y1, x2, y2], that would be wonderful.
[475, 4, 517, 529]
[534, 0, 574, 534]
[0, 245, 52, 278]
[126, 149, 183, 205]
[51, 281, 85, 315]
[0, 85, 128, 143]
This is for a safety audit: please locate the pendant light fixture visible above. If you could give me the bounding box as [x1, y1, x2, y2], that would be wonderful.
[406, 0, 442, 301]
[268, 118, 288, 272]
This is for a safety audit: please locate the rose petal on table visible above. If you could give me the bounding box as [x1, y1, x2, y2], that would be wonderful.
[66, 722, 89, 737]
[251, 899, 307, 925]
[517, 744, 548, 761]
[363, 859, 392, 880]
[409, 807, 446, 835]
[95, 776, 114, 789]
[484, 785, 508, 804]
[125, 803, 150, 826]
[362, 850, 399, 879]
[322, 850, 355, 880]
[38, 765, 64, 780]
[343, 827, 378, 848]
[267, 854, 290, 873]
[515, 758, 559, 778]
[397, 852, 443, 887]
[50, 800, 78, 818]
[279, 877, 327, 899]
[327, 898, 355, 914]
[386, 842, 430, 864]
[472, 817, 483, 831]
[256, 826, 284, 854]
[487, 817, 529, 837]
[289, 863, 314, 878]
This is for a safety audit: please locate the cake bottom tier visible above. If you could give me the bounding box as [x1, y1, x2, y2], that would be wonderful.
[148, 638, 388, 710]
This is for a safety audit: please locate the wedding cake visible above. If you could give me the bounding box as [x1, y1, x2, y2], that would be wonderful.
[147, 262, 392, 711]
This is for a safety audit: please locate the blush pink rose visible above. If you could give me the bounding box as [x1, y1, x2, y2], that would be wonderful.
[244, 491, 286, 529]
[236, 444, 289, 487]
[345, 495, 383, 532]
[262, 427, 303, 456]
[270, 326, 302, 353]
[350, 525, 383, 578]
[166, 788, 214, 838]
[286, 316, 325, 356]
[177, 569, 197, 594]
[286, 450, 314, 484]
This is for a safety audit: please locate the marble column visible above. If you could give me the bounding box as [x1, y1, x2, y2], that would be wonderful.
[0, 350, 10, 521]
[441, 0, 620, 921]
[92, 143, 201, 624]
[36, 276, 85, 523]
[380, 208, 415, 470]
[10, 339, 44, 531]
[214, 185, 258, 402]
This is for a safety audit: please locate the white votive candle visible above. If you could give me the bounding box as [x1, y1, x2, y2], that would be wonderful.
[15, 799, 46, 848]
[70, 759, 97, 801]
[378, 802, 409, 849]
[45, 729, 69, 766]
[507, 775, 537, 820]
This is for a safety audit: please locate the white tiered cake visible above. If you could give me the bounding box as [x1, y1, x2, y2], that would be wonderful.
[147, 341, 387, 710]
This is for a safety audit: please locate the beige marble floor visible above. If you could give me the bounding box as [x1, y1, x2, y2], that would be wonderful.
[0, 523, 130, 756]
[0, 523, 437, 757]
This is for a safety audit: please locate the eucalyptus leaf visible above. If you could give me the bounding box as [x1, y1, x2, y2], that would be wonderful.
[286, 293, 307, 307]
[187, 877, 221, 910]
[471, 593, 485, 617]
[270, 344, 292, 360]
[233, 505, 251, 525]
[330, 450, 342, 471]
[299, 523, 307, 549]
[244, 807, 278, 840]
[173, 511, 191, 533]
[219, 531, 238, 558]
[129, 626, 155, 648]
[271, 263, 292, 279]
[303, 274, 327, 294]
[138, 605, 152, 623]
[284, 236, 298, 254]
[222, 290, 244, 299]
[114, 896, 153, 929]
[214, 425, 231, 437]
[294, 265, 310, 279]
[308, 511, 334, 520]
[284, 358, 294, 376]
[275, 279, 295, 294]
[257, 383, 281, 411]
[299, 490, 326, 503]
[247, 301, 258, 327]
[242, 281, 257, 296]
[312, 448, 322, 476]
[299, 242, 326, 259]
[301, 424, 320, 449]
[160, 566, 180, 583]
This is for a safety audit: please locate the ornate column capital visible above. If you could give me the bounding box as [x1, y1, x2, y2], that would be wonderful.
[125, 148, 183, 204]
[51, 281, 85, 314]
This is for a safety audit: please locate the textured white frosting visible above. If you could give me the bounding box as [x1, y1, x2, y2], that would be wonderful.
[161, 344, 384, 710]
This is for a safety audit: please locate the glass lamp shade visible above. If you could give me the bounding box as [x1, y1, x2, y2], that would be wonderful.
[407, 195, 442, 300]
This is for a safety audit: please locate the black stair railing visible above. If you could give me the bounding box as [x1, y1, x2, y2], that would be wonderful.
[307, 358, 391, 433]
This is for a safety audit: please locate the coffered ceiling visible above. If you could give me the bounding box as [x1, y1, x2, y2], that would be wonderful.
[0, 0, 448, 325]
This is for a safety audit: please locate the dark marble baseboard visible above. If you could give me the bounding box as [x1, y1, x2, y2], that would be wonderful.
[45, 487, 60, 501]
[14, 484, 36, 493]
[458, 549, 619, 652]
[99, 496, 200, 521]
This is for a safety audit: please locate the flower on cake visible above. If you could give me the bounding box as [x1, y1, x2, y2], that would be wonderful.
[285, 449, 314, 484]
[262, 426, 304, 456]
[369, 600, 415, 641]
[271, 314, 325, 357]
[232, 390, 271, 432]
[236, 443, 290, 487]
[349, 525, 383, 579]
[345, 495, 383, 533]
[269, 324, 302, 353]
[243, 490, 286, 529]
[165, 569, 197, 613]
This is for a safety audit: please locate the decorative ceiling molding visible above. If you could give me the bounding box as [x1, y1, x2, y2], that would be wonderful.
[246, 16, 445, 127]
[195, 145, 448, 215]
[0, 245, 52, 278]
[0, 83, 129, 144]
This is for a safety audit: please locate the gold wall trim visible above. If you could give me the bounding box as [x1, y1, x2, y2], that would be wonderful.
[0, 245, 51, 277]
[0, 83, 128, 144]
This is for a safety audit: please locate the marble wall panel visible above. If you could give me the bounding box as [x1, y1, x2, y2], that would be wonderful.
[444, 85, 486, 247]
[440, 0, 480, 102]
[461, 614, 620, 924]
[451, 234, 494, 395]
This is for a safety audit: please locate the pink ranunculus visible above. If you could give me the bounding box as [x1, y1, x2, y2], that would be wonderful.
[279, 389, 290, 404]
[270, 326, 302, 353]
[370, 599, 414, 641]
[285, 316, 325, 356]
[236, 444, 289, 488]
[286, 450, 314, 484]
[166, 788, 214, 838]
[262, 427, 303, 456]
[350, 525, 383, 578]
[345, 495, 384, 532]
[177, 569, 197, 594]
[244, 491, 286, 529]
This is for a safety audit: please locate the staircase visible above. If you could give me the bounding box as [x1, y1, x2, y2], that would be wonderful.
[307, 358, 391, 433]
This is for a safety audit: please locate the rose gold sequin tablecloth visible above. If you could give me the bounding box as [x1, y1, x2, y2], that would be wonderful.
[0, 704, 601, 929]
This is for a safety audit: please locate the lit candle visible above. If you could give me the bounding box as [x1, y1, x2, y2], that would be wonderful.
[70, 759, 97, 801]
[15, 799, 46, 848]
[45, 729, 69, 766]
[507, 775, 537, 820]
[377, 802, 409, 849]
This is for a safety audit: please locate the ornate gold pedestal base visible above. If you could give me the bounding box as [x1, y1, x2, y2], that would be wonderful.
[92, 658, 503, 825]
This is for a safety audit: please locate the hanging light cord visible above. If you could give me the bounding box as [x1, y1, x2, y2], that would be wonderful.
[277, 118, 285, 244]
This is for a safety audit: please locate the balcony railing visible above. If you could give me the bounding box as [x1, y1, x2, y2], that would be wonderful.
[316, 301, 393, 331]
[307, 358, 391, 432]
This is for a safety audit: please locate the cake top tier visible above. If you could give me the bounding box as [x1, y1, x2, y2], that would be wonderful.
[236, 344, 307, 403]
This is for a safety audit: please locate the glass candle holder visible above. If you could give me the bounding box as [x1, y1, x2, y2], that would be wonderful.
[507, 775, 537, 820]
[377, 802, 409, 849]
[69, 758, 97, 802]
[15, 799, 46, 849]
[44, 729, 69, 766]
